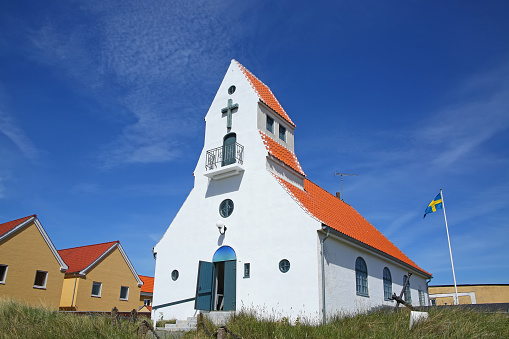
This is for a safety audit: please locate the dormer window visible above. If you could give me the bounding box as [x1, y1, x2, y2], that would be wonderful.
[266, 116, 274, 134]
[279, 125, 286, 142]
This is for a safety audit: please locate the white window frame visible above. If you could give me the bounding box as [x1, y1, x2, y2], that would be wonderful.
[119, 286, 129, 300]
[91, 281, 102, 297]
[0, 265, 8, 284]
[33, 270, 48, 289]
[144, 299, 151, 306]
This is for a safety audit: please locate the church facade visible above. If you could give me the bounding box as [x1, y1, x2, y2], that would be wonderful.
[152, 60, 431, 321]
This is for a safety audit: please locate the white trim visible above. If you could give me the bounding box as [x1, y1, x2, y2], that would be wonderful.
[0, 216, 68, 272]
[429, 292, 476, 304]
[33, 270, 48, 289]
[0, 264, 7, 284]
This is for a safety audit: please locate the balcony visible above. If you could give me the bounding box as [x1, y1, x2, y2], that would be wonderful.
[204, 143, 245, 180]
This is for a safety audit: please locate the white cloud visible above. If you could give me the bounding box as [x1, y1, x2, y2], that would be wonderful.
[0, 102, 38, 161]
[23, 0, 237, 168]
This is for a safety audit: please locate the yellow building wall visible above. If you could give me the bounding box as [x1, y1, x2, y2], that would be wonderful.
[0, 222, 64, 309]
[59, 275, 80, 309]
[139, 294, 153, 308]
[429, 285, 509, 305]
[71, 247, 141, 312]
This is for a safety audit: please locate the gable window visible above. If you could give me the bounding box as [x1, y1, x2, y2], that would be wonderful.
[383, 267, 392, 301]
[355, 257, 368, 296]
[119, 286, 129, 300]
[91, 281, 102, 297]
[0, 265, 8, 284]
[403, 275, 412, 303]
[266, 116, 274, 134]
[33, 270, 48, 289]
[244, 263, 250, 278]
[279, 125, 286, 142]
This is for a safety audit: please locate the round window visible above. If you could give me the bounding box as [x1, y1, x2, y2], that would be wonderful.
[219, 199, 234, 218]
[171, 270, 179, 281]
[279, 259, 290, 273]
[228, 85, 236, 95]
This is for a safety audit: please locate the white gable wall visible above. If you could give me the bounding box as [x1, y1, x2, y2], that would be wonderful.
[153, 61, 323, 320]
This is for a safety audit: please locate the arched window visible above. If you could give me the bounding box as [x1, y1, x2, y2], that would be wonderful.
[355, 257, 368, 296]
[403, 275, 412, 303]
[383, 267, 392, 300]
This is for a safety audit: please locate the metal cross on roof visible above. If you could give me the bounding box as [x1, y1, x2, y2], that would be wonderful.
[221, 99, 239, 129]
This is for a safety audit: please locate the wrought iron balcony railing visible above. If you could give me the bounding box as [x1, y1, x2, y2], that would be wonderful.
[205, 142, 244, 170]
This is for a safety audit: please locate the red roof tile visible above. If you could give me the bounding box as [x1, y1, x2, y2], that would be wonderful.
[58, 241, 119, 273]
[274, 175, 431, 276]
[139, 275, 154, 294]
[0, 215, 36, 237]
[235, 60, 296, 127]
[260, 131, 305, 176]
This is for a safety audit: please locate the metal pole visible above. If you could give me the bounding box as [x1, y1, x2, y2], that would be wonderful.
[440, 189, 459, 305]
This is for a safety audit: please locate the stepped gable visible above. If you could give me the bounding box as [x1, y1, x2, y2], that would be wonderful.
[58, 241, 119, 273]
[274, 175, 431, 276]
[0, 215, 36, 237]
[260, 131, 305, 176]
[235, 60, 296, 127]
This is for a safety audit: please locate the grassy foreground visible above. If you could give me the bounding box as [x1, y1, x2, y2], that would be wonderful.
[1, 298, 508, 338]
[0, 298, 143, 339]
[192, 307, 509, 339]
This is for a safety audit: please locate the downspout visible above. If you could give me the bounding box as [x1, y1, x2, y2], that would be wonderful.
[320, 225, 330, 325]
[70, 273, 78, 310]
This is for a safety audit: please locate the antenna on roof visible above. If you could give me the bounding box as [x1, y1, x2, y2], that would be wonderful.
[334, 172, 358, 201]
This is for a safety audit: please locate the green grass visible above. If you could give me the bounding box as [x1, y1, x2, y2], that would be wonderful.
[0, 298, 145, 339]
[1, 298, 508, 338]
[191, 307, 509, 339]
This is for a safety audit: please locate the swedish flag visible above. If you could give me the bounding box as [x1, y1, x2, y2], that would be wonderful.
[424, 193, 443, 218]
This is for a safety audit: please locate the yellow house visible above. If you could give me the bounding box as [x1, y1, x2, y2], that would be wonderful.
[429, 284, 509, 305]
[139, 275, 153, 311]
[58, 241, 143, 312]
[0, 215, 68, 309]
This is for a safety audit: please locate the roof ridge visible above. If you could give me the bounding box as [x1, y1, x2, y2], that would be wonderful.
[234, 60, 296, 127]
[58, 240, 119, 252]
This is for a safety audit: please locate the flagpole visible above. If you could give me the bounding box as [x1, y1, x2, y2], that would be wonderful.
[440, 189, 459, 305]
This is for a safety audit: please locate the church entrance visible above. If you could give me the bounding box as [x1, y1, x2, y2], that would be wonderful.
[195, 246, 236, 312]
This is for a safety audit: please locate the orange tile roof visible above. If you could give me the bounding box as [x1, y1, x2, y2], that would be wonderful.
[235, 60, 296, 127]
[139, 275, 154, 294]
[273, 175, 431, 276]
[260, 131, 305, 176]
[0, 215, 36, 237]
[58, 241, 119, 273]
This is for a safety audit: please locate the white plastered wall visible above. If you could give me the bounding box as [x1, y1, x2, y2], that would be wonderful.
[319, 233, 429, 317]
[153, 60, 322, 321]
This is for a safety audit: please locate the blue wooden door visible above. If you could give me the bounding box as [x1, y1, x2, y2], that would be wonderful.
[222, 133, 236, 166]
[195, 261, 214, 311]
[223, 260, 237, 311]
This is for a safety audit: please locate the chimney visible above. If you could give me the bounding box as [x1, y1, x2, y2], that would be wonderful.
[336, 192, 340, 199]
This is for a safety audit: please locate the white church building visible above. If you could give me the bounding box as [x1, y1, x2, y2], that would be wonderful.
[152, 60, 432, 322]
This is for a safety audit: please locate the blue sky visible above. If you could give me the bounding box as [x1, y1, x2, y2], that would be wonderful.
[1, 1, 508, 285]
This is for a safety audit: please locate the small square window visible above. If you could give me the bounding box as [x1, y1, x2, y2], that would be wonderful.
[144, 299, 152, 306]
[120, 286, 129, 300]
[279, 125, 286, 142]
[244, 263, 250, 278]
[0, 265, 8, 284]
[266, 116, 274, 133]
[91, 281, 102, 297]
[33, 270, 48, 289]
